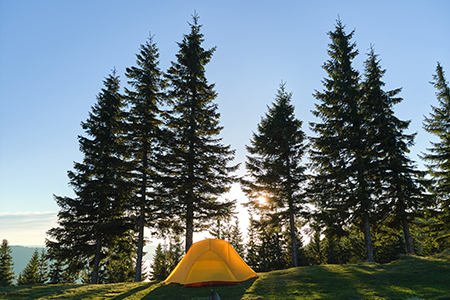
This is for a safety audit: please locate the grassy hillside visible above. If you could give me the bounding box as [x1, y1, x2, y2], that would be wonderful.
[1, 252, 449, 300]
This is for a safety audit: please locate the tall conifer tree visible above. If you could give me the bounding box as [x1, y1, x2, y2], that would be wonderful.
[0, 239, 14, 286]
[125, 36, 168, 282]
[47, 71, 133, 284]
[242, 83, 307, 267]
[362, 47, 426, 255]
[309, 19, 376, 262]
[422, 62, 450, 245]
[165, 14, 237, 252]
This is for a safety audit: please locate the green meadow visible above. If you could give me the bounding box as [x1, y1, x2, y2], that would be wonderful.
[1, 252, 449, 300]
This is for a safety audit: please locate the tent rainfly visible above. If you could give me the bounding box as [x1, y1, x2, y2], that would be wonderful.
[164, 239, 258, 287]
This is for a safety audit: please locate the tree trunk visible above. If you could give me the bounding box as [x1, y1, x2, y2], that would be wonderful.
[399, 200, 414, 255]
[186, 201, 194, 253]
[91, 235, 102, 284]
[186, 134, 195, 253]
[135, 207, 145, 282]
[396, 193, 414, 255]
[402, 215, 414, 255]
[286, 160, 298, 268]
[135, 147, 148, 282]
[275, 231, 282, 269]
[289, 211, 298, 267]
[362, 212, 374, 262]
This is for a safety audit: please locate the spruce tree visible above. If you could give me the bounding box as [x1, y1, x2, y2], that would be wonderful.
[305, 222, 324, 265]
[282, 226, 308, 267]
[208, 215, 244, 256]
[242, 83, 307, 267]
[229, 217, 245, 256]
[0, 239, 14, 286]
[422, 62, 450, 246]
[258, 216, 285, 271]
[362, 47, 426, 255]
[165, 13, 238, 252]
[18, 249, 39, 285]
[244, 202, 285, 271]
[309, 19, 376, 262]
[103, 234, 136, 283]
[373, 226, 406, 263]
[46, 242, 78, 284]
[296, 236, 309, 266]
[37, 249, 48, 284]
[47, 259, 64, 284]
[47, 70, 133, 284]
[245, 215, 260, 270]
[125, 35, 168, 282]
[208, 215, 230, 241]
[149, 244, 168, 281]
[323, 234, 342, 264]
[166, 236, 183, 274]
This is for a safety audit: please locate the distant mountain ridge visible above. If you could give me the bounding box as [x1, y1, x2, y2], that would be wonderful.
[9, 245, 157, 279]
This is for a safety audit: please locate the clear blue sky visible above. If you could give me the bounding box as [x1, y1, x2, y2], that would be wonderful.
[1, 0, 449, 246]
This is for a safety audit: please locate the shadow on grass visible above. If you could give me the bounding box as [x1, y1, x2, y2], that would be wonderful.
[54, 283, 121, 300]
[138, 278, 258, 300]
[0, 283, 85, 300]
[0, 280, 257, 300]
[111, 282, 160, 300]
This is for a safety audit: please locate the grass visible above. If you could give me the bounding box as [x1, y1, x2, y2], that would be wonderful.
[1, 252, 449, 300]
[241, 252, 450, 300]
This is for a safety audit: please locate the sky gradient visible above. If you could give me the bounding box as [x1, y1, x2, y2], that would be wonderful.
[1, 0, 449, 246]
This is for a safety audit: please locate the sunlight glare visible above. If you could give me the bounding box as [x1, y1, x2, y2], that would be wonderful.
[257, 196, 267, 205]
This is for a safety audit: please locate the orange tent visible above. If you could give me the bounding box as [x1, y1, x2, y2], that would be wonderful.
[164, 239, 258, 287]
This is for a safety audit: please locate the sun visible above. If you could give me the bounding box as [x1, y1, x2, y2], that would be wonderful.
[256, 196, 267, 205]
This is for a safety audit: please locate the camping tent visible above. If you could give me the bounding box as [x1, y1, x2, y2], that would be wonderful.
[164, 239, 258, 287]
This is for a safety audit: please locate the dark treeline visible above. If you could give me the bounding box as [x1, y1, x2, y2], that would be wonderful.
[2, 16, 449, 286]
